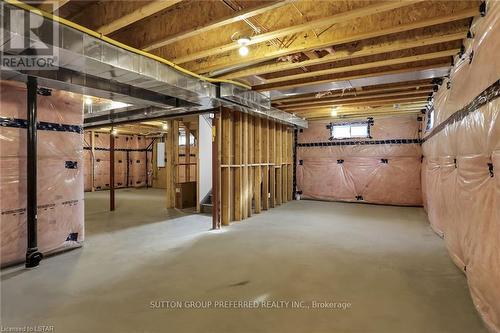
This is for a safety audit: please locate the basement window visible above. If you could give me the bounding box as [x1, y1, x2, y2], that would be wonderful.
[330, 122, 370, 140]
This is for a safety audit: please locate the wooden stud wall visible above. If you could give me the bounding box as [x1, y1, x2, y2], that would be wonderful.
[165, 119, 179, 208]
[217, 108, 294, 226]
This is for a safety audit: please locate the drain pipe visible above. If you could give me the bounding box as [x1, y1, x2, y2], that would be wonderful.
[26, 76, 43, 268]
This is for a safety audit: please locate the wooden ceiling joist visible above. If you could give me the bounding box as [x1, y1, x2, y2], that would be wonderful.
[172, 0, 424, 64]
[254, 62, 451, 91]
[186, 6, 477, 75]
[37, 0, 70, 12]
[272, 80, 434, 103]
[300, 109, 424, 119]
[286, 96, 429, 112]
[304, 105, 426, 114]
[278, 89, 433, 108]
[273, 83, 434, 105]
[53, 0, 481, 122]
[143, 0, 294, 51]
[291, 94, 429, 107]
[306, 110, 423, 120]
[218, 32, 466, 80]
[97, 0, 183, 35]
[288, 98, 428, 111]
[306, 104, 426, 113]
[301, 106, 425, 118]
[262, 49, 459, 85]
[298, 110, 425, 120]
[296, 100, 428, 112]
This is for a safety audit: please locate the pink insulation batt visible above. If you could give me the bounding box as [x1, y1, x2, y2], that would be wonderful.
[83, 133, 153, 190]
[0, 81, 84, 267]
[421, 3, 500, 332]
[297, 115, 422, 206]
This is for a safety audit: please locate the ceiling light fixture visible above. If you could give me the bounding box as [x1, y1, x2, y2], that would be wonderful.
[84, 97, 92, 105]
[237, 36, 251, 57]
[331, 106, 338, 117]
[111, 128, 118, 136]
[239, 46, 249, 57]
[162, 123, 168, 131]
[237, 36, 250, 46]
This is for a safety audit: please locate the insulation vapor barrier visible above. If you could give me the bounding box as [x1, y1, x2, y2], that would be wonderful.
[421, 1, 500, 332]
[297, 116, 422, 206]
[0, 80, 84, 267]
[83, 132, 153, 191]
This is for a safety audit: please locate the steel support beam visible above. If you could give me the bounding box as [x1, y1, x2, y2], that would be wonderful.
[25, 76, 43, 268]
[110, 132, 115, 211]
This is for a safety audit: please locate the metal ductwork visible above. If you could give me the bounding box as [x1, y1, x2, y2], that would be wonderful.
[0, 1, 307, 128]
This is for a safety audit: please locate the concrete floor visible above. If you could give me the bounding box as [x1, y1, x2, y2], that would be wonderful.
[1, 189, 486, 333]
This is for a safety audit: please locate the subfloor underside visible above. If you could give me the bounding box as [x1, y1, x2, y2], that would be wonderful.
[1, 189, 487, 332]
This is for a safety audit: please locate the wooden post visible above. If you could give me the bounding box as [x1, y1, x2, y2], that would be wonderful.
[282, 126, 288, 203]
[248, 115, 254, 217]
[166, 120, 179, 208]
[217, 112, 222, 226]
[166, 121, 173, 208]
[174, 121, 180, 187]
[242, 113, 248, 219]
[276, 123, 282, 205]
[269, 121, 276, 208]
[110, 132, 115, 211]
[233, 112, 243, 221]
[253, 116, 261, 213]
[185, 123, 191, 182]
[221, 109, 232, 226]
[212, 112, 221, 229]
[262, 118, 269, 210]
[288, 129, 294, 201]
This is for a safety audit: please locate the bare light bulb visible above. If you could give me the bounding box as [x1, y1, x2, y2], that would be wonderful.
[331, 107, 338, 117]
[111, 128, 118, 136]
[239, 45, 249, 56]
[84, 97, 92, 105]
